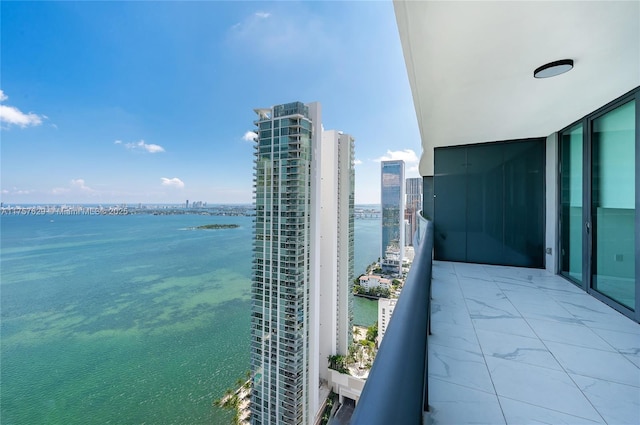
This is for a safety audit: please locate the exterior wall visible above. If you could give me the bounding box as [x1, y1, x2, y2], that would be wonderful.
[307, 102, 322, 423]
[335, 133, 355, 359]
[545, 132, 558, 274]
[359, 275, 391, 291]
[318, 130, 338, 386]
[318, 130, 355, 383]
[378, 298, 397, 342]
[328, 369, 365, 405]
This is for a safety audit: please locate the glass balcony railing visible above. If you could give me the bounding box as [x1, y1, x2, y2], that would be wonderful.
[350, 212, 434, 424]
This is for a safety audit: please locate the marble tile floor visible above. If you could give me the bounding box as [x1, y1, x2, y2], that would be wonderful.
[426, 261, 640, 425]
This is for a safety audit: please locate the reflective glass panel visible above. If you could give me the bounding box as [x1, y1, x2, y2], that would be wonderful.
[591, 100, 636, 310]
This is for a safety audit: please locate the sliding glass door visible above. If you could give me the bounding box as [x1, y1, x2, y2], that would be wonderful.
[559, 123, 583, 284]
[591, 100, 636, 310]
[559, 88, 638, 320]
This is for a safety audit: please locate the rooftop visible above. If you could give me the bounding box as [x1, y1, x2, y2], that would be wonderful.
[428, 261, 640, 424]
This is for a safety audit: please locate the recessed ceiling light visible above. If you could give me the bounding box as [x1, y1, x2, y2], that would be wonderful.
[534, 59, 574, 79]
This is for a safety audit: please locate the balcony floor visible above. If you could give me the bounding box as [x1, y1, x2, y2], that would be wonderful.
[427, 261, 640, 425]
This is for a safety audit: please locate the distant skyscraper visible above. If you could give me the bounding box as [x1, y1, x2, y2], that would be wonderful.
[251, 102, 354, 425]
[405, 177, 423, 246]
[381, 160, 405, 273]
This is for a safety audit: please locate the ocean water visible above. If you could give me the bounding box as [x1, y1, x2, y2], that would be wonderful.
[0, 212, 380, 424]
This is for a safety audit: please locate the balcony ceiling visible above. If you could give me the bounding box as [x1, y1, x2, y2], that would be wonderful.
[394, 1, 640, 175]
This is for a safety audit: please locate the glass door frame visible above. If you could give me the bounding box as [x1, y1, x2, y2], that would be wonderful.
[557, 87, 639, 323]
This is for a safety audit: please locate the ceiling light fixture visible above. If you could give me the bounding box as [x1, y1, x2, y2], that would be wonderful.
[534, 59, 574, 79]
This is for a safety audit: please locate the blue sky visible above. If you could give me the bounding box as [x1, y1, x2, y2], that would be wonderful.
[1, 1, 420, 205]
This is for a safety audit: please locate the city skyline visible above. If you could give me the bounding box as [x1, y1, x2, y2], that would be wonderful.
[0, 1, 420, 205]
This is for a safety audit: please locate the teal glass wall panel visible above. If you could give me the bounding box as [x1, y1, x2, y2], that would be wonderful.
[433, 148, 467, 262]
[503, 141, 545, 267]
[434, 139, 545, 267]
[466, 143, 505, 264]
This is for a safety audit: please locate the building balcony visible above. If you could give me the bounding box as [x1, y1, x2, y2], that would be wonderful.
[350, 216, 640, 425]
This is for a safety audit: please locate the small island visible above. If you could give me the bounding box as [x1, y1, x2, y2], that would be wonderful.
[188, 224, 239, 230]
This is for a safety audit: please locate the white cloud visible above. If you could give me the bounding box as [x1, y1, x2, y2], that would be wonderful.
[0, 90, 45, 128]
[160, 177, 185, 189]
[242, 131, 257, 142]
[354, 159, 363, 165]
[375, 149, 419, 164]
[117, 139, 165, 153]
[0, 104, 43, 128]
[255, 11, 271, 19]
[1, 187, 32, 195]
[51, 179, 95, 195]
[70, 179, 93, 191]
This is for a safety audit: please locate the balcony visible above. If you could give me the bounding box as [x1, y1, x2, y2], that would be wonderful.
[350, 215, 640, 425]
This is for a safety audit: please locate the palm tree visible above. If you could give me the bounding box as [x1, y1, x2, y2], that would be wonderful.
[353, 327, 361, 341]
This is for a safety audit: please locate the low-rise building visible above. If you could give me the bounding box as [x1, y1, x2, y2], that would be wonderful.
[358, 275, 391, 292]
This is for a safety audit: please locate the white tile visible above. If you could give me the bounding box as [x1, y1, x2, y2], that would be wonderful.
[428, 344, 494, 394]
[465, 297, 521, 318]
[458, 279, 504, 295]
[624, 353, 640, 368]
[586, 313, 640, 335]
[545, 341, 640, 388]
[427, 378, 505, 425]
[589, 327, 640, 356]
[429, 321, 482, 354]
[475, 329, 563, 371]
[556, 299, 640, 335]
[526, 319, 615, 352]
[499, 396, 605, 424]
[431, 284, 466, 307]
[485, 357, 602, 422]
[431, 302, 474, 329]
[504, 295, 583, 325]
[571, 374, 640, 425]
[472, 316, 537, 339]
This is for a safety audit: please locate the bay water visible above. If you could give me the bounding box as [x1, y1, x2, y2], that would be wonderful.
[0, 212, 380, 424]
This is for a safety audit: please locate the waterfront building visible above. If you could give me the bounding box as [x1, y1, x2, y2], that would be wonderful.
[251, 101, 354, 425]
[318, 130, 355, 381]
[358, 275, 391, 292]
[404, 177, 422, 246]
[380, 160, 405, 274]
[377, 298, 397, 344]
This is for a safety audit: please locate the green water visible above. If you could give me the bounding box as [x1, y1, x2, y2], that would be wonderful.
[0, 213, 380, 424]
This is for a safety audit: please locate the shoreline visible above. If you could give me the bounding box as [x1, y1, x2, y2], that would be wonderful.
[353, 293, 386, 300]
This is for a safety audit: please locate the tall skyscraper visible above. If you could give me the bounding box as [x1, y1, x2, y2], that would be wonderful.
[405, 177, 423, 246]
[251, 102, 354, 425]
[381, 160, 405, 274]
[318, 130, 355, 370]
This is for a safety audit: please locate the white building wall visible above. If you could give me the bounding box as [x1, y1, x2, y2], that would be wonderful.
[318, 130, 355, 383]
[378, 298, 397, 343]
[318, 129, 339, 384]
